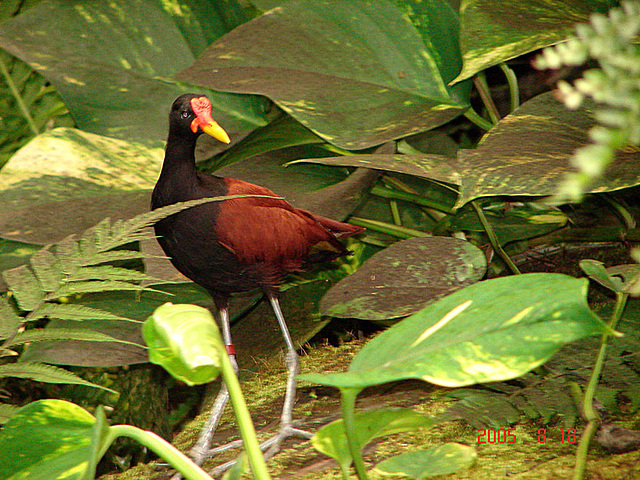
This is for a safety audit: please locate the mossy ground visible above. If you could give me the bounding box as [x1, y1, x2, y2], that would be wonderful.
[99, 337, 640, 480]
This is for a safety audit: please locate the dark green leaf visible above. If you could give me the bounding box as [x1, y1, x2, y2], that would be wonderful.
[0, 0, 266, 144]
[291, 154, 461, 186]
[580, 259, 623, 292]
[454, 0, 612, 83]
[321, 236, 486, 320]
[300, 273, 609, 389]
[5, 328, 136, 349]
[374, 443, 477, 478]
[178, 0, 469, 149]
[312, 408, 434, 476]
[455, 93, 640, 208]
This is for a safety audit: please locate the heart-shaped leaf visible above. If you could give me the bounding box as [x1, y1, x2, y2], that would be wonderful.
[375, 443, 477, 478]
[0, 0, 267, 143]
[455, 93, 640, 208]
[178, 0, 470, 149]
[312, 408, 434, 476]
[321, 236, 487, 320]
[300, 273, 609, 390]
[0, 399, 99, 480]
[453, 0, 612, 83]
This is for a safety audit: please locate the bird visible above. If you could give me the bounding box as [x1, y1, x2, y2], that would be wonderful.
[151, 93, 364, 466]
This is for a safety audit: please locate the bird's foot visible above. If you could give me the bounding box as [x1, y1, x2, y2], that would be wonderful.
[205, 424, 313, 477]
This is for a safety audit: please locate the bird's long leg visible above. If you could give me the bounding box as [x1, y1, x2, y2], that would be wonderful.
[189, 305, 237, 466]
[262, 294, 313, 458]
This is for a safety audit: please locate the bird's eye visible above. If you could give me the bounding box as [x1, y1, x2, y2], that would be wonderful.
[181, 110, 190, 119]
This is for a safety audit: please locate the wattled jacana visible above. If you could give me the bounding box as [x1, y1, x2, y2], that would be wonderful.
[151, 94, 364, 464]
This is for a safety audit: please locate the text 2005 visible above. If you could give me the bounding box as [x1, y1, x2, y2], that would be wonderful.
[477, 428, 517, 444]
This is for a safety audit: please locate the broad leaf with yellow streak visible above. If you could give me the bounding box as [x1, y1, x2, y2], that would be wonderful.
[300, 273, 609, 390]
[453, 0, 612, 83]
[455, 92, 640, 208]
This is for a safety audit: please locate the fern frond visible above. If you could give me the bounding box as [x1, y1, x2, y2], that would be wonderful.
[2, 265, 44, 311]
[66, 265, 163, 284]
[29, 247, 62, 293]
[51, 280, 165, 299]
[81, 250, 167, 267]
[32, 303, 139, 323]
[0, 363, 117, 393]
[0, 296, 21, 339]
[4, 328, 142, 349]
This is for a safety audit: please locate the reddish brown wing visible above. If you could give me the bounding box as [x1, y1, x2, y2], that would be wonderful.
[215, 178, 352, 270]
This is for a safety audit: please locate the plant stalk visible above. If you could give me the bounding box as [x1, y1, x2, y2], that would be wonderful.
[463, 108, 494, 131]
[0, 55, 40, 135]
[348, 216, 429, 239]
[574, 291, 627, 479]
[219, 339, 273, 480]
[109, 425, 213, 480]
[499, 63, 520, 113]
[340, 388, 369, 480]
[471, 201, 521, 274]
[473, 74, 501, 124]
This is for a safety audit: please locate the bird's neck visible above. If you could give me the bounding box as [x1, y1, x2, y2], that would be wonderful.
[160, 132, 199, 180]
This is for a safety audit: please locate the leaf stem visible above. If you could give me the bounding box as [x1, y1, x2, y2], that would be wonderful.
[463, 108, 494, 131]
[473, 74, 500, 125]
[340, 388, 368, 480]
[371, 186, 455, 213]
[499, 63, 520, 113]
[0, 55, 39, 135]
[471, 201, 520, 274]
[348, 217, 429, 239]
[574, 291, 627, 479]
[219, 336, 272, 480]
[109, 425, 213, 480]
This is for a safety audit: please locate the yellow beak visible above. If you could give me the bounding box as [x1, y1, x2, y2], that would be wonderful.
[201, 121, 231, 144]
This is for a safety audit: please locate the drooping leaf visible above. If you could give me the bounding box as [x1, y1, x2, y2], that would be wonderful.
[300, 273, 609, 390]
[0, 363, 116, 392]
[375, 443, 477, 478]
[453, 0, 613, 83]
[143, 303, 223, 386]
[321, 236, 486, 320]
[178, 0, 470, 149]
[0, 399, 98, 480]
[580, 259, 624, 293]
[291, 154, 461, 186]
[0, 0, 266, 144]
[312, 408, 434, 476]
[455, 93, 640, 208]
[31, 303, 139, 323]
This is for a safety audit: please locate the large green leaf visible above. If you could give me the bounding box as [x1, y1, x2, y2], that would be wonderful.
[300, 273, 609, 390]
[453, 0, 613, 83]
[455, 92, 640, 208]
[178, 0, 470, 150]
[321, 237, 487, 320]
[0, 0, 266, 143]
[0, 399, 99, 480]
[312, 408, 434, 477]
[0, 128, 160, 244]
[375, 443, 477, 478]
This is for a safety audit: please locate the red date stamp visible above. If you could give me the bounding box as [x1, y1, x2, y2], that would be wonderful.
[477, 428, 578, 444]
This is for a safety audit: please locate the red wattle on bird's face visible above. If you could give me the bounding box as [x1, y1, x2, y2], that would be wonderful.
[190, 96, 214, 133]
